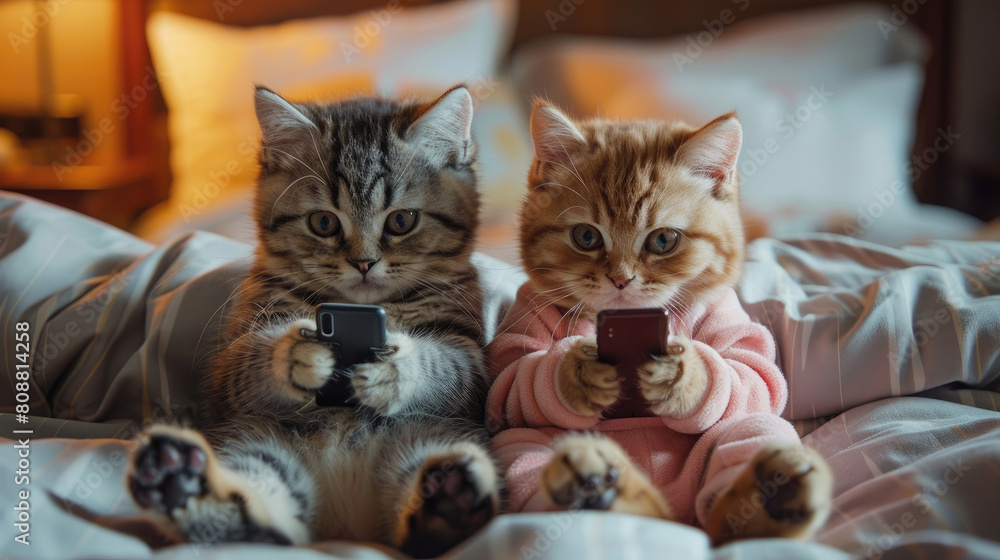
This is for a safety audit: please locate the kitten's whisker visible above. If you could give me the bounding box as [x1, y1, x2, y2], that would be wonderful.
[269, 175, 326, 223]
[306, 128, 334, 187]
[547, 134, 590, 195]
[392, 272, 485, 333]
[259, 146, 329, 187]
[491, 289, 575, 340]
[530, 182, 586, 202]
[547, 299, 585, 345]
[549, 206, 587, 231]
[389, 149, 418, 193]
[251, 276, 330, 327]
[192, 269, 289, 370]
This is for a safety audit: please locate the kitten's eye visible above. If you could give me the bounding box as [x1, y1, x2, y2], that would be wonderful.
[644, 228, 680, 255]
[308, 211, 341, 238]
[571, 224, 604, 251]
[385, 210, 418, 235]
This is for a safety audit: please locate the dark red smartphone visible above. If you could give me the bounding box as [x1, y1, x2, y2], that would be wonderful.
[596, 308, 669, 418]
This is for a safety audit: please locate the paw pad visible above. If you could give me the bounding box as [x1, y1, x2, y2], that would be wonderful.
[402, 459, 495, 558]
[131, 436, 207, 515]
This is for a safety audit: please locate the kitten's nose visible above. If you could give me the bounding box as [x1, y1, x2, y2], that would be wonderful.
[606, 275, 635, 290]
[349, 258, 380, 276]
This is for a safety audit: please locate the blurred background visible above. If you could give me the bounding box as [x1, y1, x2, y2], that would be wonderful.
[0, 0, 997, 265]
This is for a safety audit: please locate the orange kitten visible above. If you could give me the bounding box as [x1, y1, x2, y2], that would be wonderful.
[486, 102, 833, 545]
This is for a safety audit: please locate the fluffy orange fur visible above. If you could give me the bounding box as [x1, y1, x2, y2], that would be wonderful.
[517, 102, 833, 546]
[519, 102, 746, 318]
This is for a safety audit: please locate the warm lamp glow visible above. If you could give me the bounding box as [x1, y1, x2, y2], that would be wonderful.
[0, 0, 122, 166]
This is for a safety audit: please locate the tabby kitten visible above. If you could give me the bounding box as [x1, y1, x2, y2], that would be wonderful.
[486, 102, 833, 544]
[127, 86, 498, 558]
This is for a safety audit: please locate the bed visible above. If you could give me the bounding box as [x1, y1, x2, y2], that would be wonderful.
[2, 0, 1000, 558]
[2, 191, 999, 559]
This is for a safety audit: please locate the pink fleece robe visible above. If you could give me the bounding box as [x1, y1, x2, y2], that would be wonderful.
[486, 284, 800, 525]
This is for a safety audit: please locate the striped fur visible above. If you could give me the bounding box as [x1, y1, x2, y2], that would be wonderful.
[520, 101, 747, 430]
[128, 86, 499, 556]
[520, 102, 746, 320]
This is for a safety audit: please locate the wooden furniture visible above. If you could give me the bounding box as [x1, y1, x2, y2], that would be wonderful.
[0, 158, 163, 229]
[0, 0, 170, 229]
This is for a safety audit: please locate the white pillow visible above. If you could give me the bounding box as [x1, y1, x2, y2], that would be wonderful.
[139, 0, 517, 240]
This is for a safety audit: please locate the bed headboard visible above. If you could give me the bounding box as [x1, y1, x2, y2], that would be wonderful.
[139, 0, 989, 222]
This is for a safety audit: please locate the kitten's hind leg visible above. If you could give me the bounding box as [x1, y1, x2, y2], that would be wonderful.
[704, 441, 833, 545]
[128, 425, 311, 545]
[542, 433, 673, 519]
[394, 442, 500, 559]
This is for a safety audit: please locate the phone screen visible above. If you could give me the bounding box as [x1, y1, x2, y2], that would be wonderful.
[313, 303, 387, 407]
[596, 308, 669, 419]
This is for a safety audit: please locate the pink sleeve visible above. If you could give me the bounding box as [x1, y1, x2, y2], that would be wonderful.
[485, 287, 600, 433]
[663, 289, 788, 434]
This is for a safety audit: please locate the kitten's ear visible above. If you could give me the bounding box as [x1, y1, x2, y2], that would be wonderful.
[254, 85, 317, 147]
[530, 101, 586, 168]
[676, 113, 742, 197]
[406, 85, 474, 164]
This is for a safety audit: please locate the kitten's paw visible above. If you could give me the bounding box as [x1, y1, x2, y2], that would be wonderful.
[639, 336, 708, 418]
[705, 442, 834, 545]
[542, 434, 671, 519]
[396, 444, 499, 559]
[351, 332, 412, 416]
[556, 337, 621, 416]
[272, 318, 336, 400]
[130, 429, 208, 515]
[129, 426, 303, 545]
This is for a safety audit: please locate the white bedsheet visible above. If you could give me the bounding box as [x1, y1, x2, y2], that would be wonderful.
[1, 194, 999, 558]
[3, 396, 998, 559]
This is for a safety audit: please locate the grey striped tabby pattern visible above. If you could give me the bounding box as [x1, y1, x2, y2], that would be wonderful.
[127, 85, 499, 558]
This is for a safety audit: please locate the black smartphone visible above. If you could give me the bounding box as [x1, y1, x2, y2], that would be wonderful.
[596, 308, 669, 419]
[312, 303, 387, 407]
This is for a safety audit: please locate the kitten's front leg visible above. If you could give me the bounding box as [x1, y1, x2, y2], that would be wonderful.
[352, 331, 486, 418]
[556, 337, 621, 416]
[270, 318, 337, 402]
[638, 336, 708, 418]
[351, 332, 420, 416]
